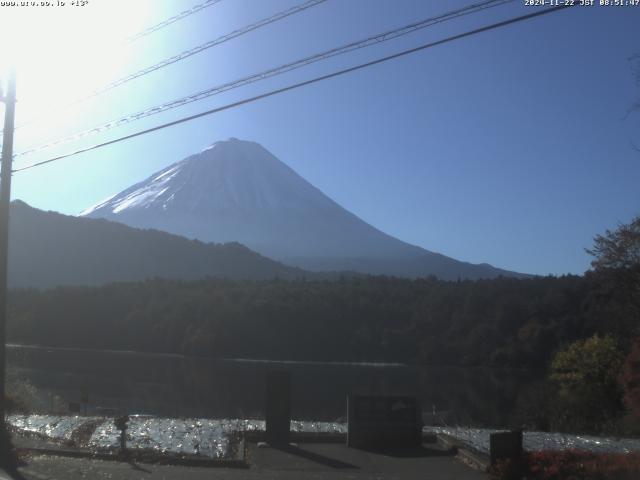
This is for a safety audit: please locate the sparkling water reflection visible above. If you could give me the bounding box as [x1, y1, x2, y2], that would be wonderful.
[426, 426, 640, 455]
[10, 414, 640, 459]
[8, 414, 347, 459]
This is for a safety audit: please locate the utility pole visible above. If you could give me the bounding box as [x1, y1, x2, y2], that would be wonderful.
[0, 68, 16, 453]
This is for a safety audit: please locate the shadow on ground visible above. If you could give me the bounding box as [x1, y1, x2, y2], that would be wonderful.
[358, 445, 456, 458]
[272, 444, 359, 469]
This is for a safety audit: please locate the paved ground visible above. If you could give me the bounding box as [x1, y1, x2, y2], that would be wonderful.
[4, 443, 486, 480]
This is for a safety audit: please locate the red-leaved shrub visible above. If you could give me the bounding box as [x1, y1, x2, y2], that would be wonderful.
[489, 450, 640, 480]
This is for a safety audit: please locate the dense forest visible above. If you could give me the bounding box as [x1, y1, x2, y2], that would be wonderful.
[5, 267, 637, 368]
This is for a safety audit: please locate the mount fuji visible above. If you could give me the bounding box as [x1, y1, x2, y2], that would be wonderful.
[82, 138, 524, 280]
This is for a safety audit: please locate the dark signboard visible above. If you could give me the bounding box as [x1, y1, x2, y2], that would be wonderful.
[490, 430, 523, 466]
[347, 395, 421, 449]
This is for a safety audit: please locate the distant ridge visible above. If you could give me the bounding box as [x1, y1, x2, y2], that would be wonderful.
[8, 200, 304, 289]
[82, 138, 527, 280]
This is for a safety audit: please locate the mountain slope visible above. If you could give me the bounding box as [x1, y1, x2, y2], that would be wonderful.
[8, 200, 304, 288]
[82, 138, 526, 280]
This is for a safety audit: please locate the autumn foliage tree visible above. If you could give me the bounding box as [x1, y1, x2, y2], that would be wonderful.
[585, 215, 640, 343]
[550, 335, 624, 432]
[621, 337, 640, 419]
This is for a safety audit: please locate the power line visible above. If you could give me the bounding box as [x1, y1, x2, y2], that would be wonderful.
[12, 4, 575, 174]
[126, 0, 224, 43]
[13, 0, 513, 161]
[94, 0, 328, 100]
[10, 0, 327, 134]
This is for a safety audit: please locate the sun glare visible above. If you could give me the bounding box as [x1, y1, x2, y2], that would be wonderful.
[0, 0, 151, 128]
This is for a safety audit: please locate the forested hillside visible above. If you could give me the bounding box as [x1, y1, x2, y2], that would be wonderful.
[7, 201, 306, 288]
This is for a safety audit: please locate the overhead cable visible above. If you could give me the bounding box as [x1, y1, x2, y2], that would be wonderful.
[12, 4, 575, 174]
[127, 0, 225, 43]
[8, 0, 327, 134]
[13, 0, 513, 160]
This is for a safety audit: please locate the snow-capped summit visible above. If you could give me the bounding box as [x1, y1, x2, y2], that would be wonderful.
[83, 138, 333, 217]
[82, 138, 524, 279]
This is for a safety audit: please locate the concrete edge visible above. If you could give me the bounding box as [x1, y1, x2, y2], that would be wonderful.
[244, 431, 346, 443]
[435, 434, 490, 471]
[244, 431, 438, 444]
[16, 446, 249, 469]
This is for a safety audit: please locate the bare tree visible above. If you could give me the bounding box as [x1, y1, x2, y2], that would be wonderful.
[586, 215, 640, 271]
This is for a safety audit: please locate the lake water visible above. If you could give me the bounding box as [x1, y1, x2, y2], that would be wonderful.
[8, 346, 640, 459]
[7, 344, 540, 426]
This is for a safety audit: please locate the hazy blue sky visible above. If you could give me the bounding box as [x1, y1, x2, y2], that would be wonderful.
[2, 0, 639, 276]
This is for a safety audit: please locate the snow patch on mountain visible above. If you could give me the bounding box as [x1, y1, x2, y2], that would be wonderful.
[80, 193, 118, 216]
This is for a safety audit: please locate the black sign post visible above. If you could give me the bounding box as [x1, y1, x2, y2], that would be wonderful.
[489, 430, 523, 471]
[265, 371, 291, 446]
[114, 415, 130, 458]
